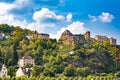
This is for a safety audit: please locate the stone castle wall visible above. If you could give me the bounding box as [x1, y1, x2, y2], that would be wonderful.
[59, 30, 117, 46]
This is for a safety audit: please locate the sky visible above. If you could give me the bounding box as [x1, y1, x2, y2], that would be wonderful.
[0, 0, 120, 44]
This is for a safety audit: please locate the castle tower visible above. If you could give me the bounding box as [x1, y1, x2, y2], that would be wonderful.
[61, 30, 73, 40]
[109, 37, 116, 45]
[59, 30, 74, 45]
[84, 31, 90, 40]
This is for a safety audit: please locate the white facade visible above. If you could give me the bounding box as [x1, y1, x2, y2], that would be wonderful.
[16, 67, 25, 77]
[16, 67, 32, 77]
[0, 64, 10, 78]
[18, 56, 35, 67]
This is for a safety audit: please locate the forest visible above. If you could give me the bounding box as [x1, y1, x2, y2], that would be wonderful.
[0, 24, 120, 79]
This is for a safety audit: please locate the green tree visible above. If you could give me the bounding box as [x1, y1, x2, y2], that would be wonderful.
[43, 67, 56, 77]
[64, 64, 75, 77]
[32, 66, 44, 77]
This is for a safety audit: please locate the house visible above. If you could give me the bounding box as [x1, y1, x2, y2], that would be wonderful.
[0, 64, 10, 78]
[18, 56, 35, 67]
[16, 67, 25, 77]
[16, 67, 32, 77]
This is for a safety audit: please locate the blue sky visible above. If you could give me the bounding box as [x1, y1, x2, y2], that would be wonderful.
[0, 0, 120, 44]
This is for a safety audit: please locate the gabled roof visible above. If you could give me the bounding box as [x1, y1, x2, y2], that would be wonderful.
[38, 33, 49, 36]
[21, 56, 33, 60]
[62, 30, 73, 35]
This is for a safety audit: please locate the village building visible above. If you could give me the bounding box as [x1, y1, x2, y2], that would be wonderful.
[16, 67, 25, 77]
[16, 67, 32, 77]
[18, 56, 35, 67]
[0, 64, 10, 78]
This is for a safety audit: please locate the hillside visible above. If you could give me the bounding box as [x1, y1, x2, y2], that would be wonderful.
[0, 24, 120, 78]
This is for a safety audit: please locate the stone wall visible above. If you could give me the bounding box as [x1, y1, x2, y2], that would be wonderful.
[59, 30, 117, 46]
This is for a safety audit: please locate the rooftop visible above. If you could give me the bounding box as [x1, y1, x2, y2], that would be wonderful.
[21, 56, 33, 60]
[62, 30, 73, 35]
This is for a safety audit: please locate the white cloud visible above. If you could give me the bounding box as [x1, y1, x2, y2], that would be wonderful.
[0, 14, 27, 28]
[0, 0, 31, 15]
[89, 12, 114, 23]
[0, 3, 15, 15]
[14, 0, 30, 6]
[59, 0, 64, 3]
[99, 12, 114, 22]
[0, 1, 28, 29]
[50, 21, 88, 40]
[26, 22, 55, 32]
[66, 13, 72, 22]
[33, 8, 65, 22]
[88, 14, 97, 22]
[26, 8, 67, 32]
[0, 0, 32, 29]
[26, 8, 73, 33]
[0, 15, 14, 23]
[11, 19, 27, 29]
[0, 7, 72, 33]
[0, 2, 86, 39]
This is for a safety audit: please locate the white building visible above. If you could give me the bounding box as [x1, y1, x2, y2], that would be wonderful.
[0, 64, 10, 78]
[16, 67, 25, 77]
[18, 56, 35, 67]
[16, 67, 32, 77]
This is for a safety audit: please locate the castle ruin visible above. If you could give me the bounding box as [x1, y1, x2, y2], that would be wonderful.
[59, 30, 117, 46]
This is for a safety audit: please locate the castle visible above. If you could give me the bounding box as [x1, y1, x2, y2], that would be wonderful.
[59, 30, 117, 46]
[26, 31, 49, 40]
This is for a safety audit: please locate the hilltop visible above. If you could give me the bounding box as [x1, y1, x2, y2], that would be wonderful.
[0, 24, 120, 78]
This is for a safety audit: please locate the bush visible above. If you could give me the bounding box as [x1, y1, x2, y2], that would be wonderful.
[115, 71, 120, 77]
[100, 73, 107, 76]
[57, 77, 62, 80]
[39, 76, 45, 80]
[64, 64, 75, 77]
